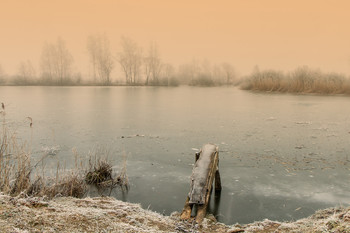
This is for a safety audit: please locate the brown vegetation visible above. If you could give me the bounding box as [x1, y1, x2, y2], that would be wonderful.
[0, 126, 32, 196]
[85, 148, 129, 197]
[241, 66, 350, 94]
[86, 157, 128, 188]
[0, 113, 89, 199]
[0, 111, 128, 200]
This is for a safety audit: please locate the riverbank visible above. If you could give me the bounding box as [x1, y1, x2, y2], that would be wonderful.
[1, 193, 349, 232]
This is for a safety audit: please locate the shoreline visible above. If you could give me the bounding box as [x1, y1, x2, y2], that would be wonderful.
[1, 193, 349, 232]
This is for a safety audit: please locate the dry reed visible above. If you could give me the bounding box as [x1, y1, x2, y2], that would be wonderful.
[241, 66, 350, 94]
[0, 110, 128, 199]
[0, 120, 31, 196]
[85, 149, 129, 194]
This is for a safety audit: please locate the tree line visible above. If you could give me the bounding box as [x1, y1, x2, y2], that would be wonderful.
[0, 34, 236, 86]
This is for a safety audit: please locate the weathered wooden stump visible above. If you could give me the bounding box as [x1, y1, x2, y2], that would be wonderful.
[180, 144, 221, 223]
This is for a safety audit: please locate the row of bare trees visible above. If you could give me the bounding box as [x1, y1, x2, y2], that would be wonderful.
[0, 35, 236, 86]
[87, 34, 114, 85]
[72, 34, 236, 86]
[86, 35, 185, 85]
[86, 34, 161, 85]
[41, 37, 74, 84]
[118, 36, 143, 85]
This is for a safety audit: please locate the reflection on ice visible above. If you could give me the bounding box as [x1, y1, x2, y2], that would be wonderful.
[252, 179, 350, 205]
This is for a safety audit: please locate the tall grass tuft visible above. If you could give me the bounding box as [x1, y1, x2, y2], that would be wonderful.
[0, 128, 12, 193]
[241, 66, 350, 94]
[44, 170, 87, 198]
[86, 158, 113, 185]
[0, 106, 31, 196]
[0, 109, 36, 196]
[85, 149, 129, 195]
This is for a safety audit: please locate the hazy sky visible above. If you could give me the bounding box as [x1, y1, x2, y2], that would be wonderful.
[1, 0, 350, 77]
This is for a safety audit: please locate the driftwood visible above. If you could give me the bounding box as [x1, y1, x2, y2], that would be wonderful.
[181, 144, 221, 223]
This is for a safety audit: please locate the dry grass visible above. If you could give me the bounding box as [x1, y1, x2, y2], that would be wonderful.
[85, 148, 129, 195]
[25, 173, 87, 199]
[241, 66, 350, 94]
[0, 118, 87, 198]
[0, 105, 32, 195]
[86, 159, 113, 185]
[45, 172, 87, 198]
[0, 109, 128, 200]
[0, 124, 32, 196]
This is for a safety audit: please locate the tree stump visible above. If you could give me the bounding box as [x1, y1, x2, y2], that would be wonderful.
[180, 144, 221, 223]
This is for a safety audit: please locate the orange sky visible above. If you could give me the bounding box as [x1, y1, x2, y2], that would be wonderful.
[1, 0, 350, 77]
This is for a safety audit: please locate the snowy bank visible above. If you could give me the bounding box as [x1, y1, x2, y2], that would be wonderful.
[0, 193, 350, 232]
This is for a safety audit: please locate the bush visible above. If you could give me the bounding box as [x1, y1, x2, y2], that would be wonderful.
[85, 153, 129, 193]
[241, 66, 350, 94]
[85, 159, 113, 185]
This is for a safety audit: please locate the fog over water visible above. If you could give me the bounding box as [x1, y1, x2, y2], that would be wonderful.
[1, 86, 350, 224]
[1, 1, 350, 78]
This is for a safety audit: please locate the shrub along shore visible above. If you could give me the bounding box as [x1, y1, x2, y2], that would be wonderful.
[241, 66, 350, 94]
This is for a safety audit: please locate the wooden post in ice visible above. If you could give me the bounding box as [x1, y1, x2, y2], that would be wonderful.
[180, 144, 221, 223]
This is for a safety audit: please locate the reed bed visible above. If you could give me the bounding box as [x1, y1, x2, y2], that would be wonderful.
[241, 66, 350, 94]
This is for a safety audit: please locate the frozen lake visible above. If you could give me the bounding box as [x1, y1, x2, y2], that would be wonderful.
[1, 86, 350, 225]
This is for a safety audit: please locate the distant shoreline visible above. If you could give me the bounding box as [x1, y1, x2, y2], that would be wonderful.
[2, 84, 350, 98]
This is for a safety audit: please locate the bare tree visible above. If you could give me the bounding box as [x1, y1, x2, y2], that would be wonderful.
[41, 37, 73, 84]
[200, 59, 212, 77]
[87, 34, 114, 84]
[17, 60, 36, 83]
[144, 42, 162, 85]
[0, 64, 4, 84]
[162, 63, 175, 86]
[177, 59, 204, 85]
[40, 42, 55, 82]
[190, 59, 201, 84]
[178, 63, 193, 84]
[56, 38, 73, 83]
[144, 56, 151, 85]
[221, 62, 235, 85]
[212, 64, 223, 83]
[118, 36, 142, 85]
[87, 35, 98, 82]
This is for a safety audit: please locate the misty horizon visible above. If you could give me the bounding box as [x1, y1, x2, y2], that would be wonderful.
[1, 0, 350, 79]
